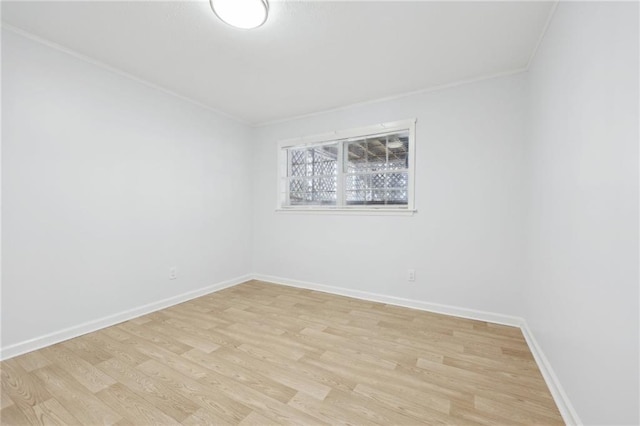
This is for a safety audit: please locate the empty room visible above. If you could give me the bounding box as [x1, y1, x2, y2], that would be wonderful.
[1, 0, 638, 425]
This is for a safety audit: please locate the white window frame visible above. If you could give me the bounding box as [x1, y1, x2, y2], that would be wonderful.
[276, 119, 417, 215]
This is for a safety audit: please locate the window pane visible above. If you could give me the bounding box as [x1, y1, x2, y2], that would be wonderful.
[346, 190, 366, 204]
[314, 177, 337, 193]
[280, 122, 413, 210]
[344, 172, 408, 206]
[288, 192, 305, 204]
[386, 132, 409, 170]
[371, 173, 386, 189]
[289, 177, 308, 193]
[345, 174, 370, 191]
[289, 149, 307, 177]
[344, 131, 409, 174]
[387, 189, 408, 204]
[388, 172, 408, 188]
[285, 143, 338, 206]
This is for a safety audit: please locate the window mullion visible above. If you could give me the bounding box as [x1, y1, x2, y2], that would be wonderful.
[278, 119, 415, 211]
[385, 134, 389, 205]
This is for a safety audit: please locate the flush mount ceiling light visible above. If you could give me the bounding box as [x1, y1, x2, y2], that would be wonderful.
[210, 0, 269, 30]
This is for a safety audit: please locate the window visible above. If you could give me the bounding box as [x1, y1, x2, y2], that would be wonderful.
[278, 120, 416, 213]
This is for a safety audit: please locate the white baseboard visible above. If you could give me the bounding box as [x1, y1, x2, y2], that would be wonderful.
[252, 273, 524, 327]
[252, 273, 581, 426]
[0, 274, 252, 361]
[1, 271, 581, 425]
[520, 321, 583, 426]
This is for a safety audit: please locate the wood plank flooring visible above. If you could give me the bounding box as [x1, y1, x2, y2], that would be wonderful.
[1, 280, 564, 425]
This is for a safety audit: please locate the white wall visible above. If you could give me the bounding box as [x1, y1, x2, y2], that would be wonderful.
[251, 74, 528, 317]
[526, 2, 639, 425]
[1, 29, 253, 350]
[2, 2, 638, 423]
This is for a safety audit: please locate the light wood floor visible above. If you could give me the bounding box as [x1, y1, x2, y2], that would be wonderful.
[1, 280, 563, 425]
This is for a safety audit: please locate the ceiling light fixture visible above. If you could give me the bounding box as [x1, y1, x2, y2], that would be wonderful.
[210, 0, 269, 30]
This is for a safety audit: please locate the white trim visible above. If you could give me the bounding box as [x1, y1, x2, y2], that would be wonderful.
[0, 270, 581, 425]
[275, 208, 416, 216]
[520, 321, 583, 426]
[1, 25, 529, 128]
[277, 119, 416, 212]
[252, 274, 523, 327]
[406, 119, 417, 212]
[0, 24, 248, 126]
[0, 274, 252, 361]
[252, 273, 581, 425]
[255, 68, 527, 128]
[277, 119, 416, 148]
[525, 0, 560, 70]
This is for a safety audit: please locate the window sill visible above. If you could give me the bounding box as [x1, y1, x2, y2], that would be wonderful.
[275, 208, 417, 216]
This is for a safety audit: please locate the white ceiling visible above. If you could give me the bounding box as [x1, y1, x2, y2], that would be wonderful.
[1, 1, 555, 125]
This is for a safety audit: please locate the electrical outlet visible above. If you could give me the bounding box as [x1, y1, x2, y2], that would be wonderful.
[408, 269, 415, 282]
[169, 266, 177, 280]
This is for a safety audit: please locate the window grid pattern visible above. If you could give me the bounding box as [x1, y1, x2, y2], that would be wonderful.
[344, 135, 409, 205]
[288, 145, 338, 205]
[281, 127, 412, 209]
